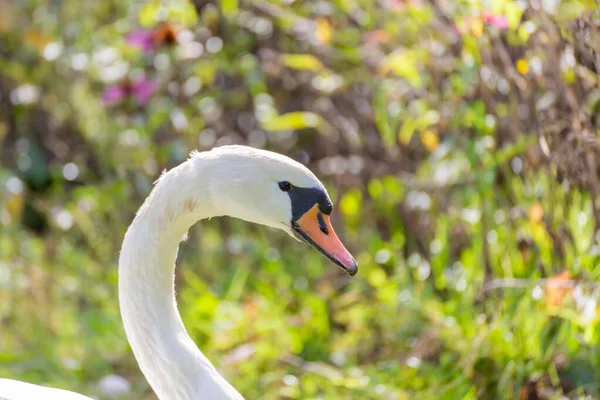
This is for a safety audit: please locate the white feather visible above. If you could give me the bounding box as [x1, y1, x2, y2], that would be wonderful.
[0, 379, 93, 400]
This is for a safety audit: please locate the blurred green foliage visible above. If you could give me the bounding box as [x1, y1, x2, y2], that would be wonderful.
[2, 0, 600, 399]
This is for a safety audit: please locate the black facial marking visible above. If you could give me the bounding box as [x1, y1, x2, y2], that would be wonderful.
[317, 212, 329, 235]
[285, 185, 333, 221]
[319, 198, 333, 215]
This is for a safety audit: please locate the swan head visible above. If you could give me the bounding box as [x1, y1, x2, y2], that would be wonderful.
[206, 145, 358, 276]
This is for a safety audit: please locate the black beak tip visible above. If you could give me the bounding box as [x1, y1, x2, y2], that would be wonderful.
[344, 258, 358, 276]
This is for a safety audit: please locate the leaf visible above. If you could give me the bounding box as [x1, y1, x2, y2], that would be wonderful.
[368, 179, 384, 200]
[315, 18, 332, 44]
[400, 107, 439, 145]
[494, 134, 536, 165]
[167, 0, 198, 27]
[399, 118, 418, 145]
[221, 0, 239, 18]
[6, 194, 24, 219]
[378, 50, 422, 86]
[340, 189, 362, 217]
[373, 85, 395, 148]
[555, 2, 586, 22]
[420, 129, 439, 152]
[470, 18, 484, 37]
[195, 61, 217, 85]
[261, 112, 322, 131]
[139, 0, 198, 27]
[139, 0, 161, 27]
[504, 1, 525, 29]
[24, 30, 52, 50]
[367, 267, 387, 288]
[281, 54, 324, 72]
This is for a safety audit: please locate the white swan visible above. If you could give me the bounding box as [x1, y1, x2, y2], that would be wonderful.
[1, 145, 358, 400]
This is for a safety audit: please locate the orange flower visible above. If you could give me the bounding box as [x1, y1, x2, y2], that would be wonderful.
[126, 22, 181, 52]
[545, 271, 573, 308]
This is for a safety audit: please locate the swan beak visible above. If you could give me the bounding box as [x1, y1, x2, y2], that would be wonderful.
[292, 204, 358, 276]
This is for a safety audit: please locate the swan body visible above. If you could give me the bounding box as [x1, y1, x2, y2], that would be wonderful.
[0, 379, 93, 400]
[1, 145, 357, 400]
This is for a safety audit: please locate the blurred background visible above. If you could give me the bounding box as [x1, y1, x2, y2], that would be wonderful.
[1, 0, 600, 399]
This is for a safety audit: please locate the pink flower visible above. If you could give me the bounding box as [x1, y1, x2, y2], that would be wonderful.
[131, 79, 157, 104]
[126, 30, 154, 52]
[481, 12, 508, 30]
[101, 85, 127, 105]
[102, 78, 157, 106]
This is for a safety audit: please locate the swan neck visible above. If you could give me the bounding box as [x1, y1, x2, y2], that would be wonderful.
[118, 159, 241, 400]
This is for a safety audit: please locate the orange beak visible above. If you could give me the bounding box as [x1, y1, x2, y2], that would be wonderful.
[292, 204, 358, 276]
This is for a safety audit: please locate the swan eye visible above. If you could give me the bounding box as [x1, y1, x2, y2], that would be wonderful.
[278, 181, 292, 192]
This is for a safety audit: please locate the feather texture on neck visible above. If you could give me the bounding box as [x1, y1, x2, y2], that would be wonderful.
[118, 154, 243, 400]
